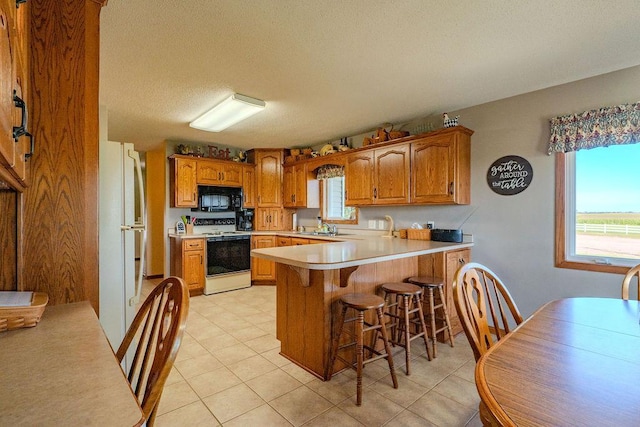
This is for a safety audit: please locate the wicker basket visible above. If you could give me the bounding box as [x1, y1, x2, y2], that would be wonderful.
[0, 292, 48, 332]
[407, 229, 431, 241]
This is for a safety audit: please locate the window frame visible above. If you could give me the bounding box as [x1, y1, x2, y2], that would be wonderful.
[320, 176, 358, 224]
[554, 152, 630, 274]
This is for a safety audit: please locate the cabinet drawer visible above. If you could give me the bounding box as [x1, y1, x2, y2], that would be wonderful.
[183, 239, 204, 251]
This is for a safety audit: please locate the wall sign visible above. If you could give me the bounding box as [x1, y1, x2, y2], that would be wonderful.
[487, 155, 533, 195]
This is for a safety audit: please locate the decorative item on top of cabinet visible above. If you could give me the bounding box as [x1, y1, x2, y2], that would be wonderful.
[169, 156, 197, 208]
[345, 143, 410, 205]
[411, 126, 472, 205]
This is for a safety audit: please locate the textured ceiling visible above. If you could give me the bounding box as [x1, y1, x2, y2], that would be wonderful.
[99, 0, 640, 152]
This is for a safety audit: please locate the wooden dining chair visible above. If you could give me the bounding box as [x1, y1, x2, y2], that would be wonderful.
[116, 277, 189, 426]
[621, 263, 640, 300]
[452, 262, 523, 362]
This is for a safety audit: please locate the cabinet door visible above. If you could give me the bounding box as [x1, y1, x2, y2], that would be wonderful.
[251, 235, 276, 280]
[242, 165, 256, 208]
[268, 207, 282, 230]
[197, 159, 223, 185]
[290, 237, 309, 245]
[277, 236, 292, 246]
[293, 164, 307, 207]
[256, 150, 282, 207]
[183, 239, 205, 292]
[411, 134, 456, 204]
[0, 4, 14, 169]
[444, 248, 470, 339]
[221, 162, 242, 186]
[374, 144, 410, 204]
[345, 151, 374, 205]
[283, 165, 295, 207]
[171, 157, 198, 207]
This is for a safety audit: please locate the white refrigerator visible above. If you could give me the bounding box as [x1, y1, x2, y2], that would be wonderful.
[99, 139, 146, 350]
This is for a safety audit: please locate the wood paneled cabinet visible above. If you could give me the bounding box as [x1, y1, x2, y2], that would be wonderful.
[170, 238, 205, 295]
[0, 0, 31, 190]
[197, 159, 243, 187]
[345, 143, 410, 205]
[250, 149, 283, 207]
[283, 163, 319, 208]
[256, 207, 283, 231]
[411, 127, 471, 204]
[242, 164, 256, 208]
[251, 235, 276, 281]
[170, 156, 198, 207]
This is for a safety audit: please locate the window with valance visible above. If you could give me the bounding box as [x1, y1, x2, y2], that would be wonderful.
[552, 101, 640, 273]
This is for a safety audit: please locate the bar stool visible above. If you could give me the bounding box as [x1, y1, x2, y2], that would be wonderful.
[327, 293, 398, 406]
[407, 276, 455, 357]
[381, 283, 432, 375]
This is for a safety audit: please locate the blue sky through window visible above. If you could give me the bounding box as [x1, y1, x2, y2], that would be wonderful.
[576, 144, 640, 213]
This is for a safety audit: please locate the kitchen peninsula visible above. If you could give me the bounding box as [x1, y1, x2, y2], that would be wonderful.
[251, 235, 472, 379]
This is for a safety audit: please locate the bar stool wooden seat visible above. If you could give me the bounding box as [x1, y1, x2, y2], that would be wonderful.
[381, 283, 432, 375]
[327, 293, 398, 406]
[407, 275, 455, 357]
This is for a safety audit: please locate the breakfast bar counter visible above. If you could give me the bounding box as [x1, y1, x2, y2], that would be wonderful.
[251, 236, 472, 379]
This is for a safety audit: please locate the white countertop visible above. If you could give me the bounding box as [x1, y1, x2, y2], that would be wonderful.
[251, 235, 473, 270]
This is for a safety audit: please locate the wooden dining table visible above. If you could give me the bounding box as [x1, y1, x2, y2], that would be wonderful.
[476, 297, 640, 426]
[0, 301, 144, 426]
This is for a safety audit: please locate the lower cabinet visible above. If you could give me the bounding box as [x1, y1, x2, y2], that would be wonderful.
[170, 238, 205, 296]
[251, 235, 277, 282]
[442, 248, 470, 340]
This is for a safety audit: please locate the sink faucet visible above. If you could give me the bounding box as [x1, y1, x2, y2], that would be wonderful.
[321, 223, 337, 235]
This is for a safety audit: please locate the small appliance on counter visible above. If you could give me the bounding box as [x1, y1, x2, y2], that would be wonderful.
[236, 209, 254, 231]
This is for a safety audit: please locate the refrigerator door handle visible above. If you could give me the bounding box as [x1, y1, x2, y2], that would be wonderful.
[128, 149, 146, 307]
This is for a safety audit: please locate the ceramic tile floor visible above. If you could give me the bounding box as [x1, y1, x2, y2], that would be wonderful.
[145, 278, 483, 426]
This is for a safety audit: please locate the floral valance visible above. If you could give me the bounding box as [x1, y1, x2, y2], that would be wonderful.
[316, 164, 344, 180]
[548, 101, 640, 154]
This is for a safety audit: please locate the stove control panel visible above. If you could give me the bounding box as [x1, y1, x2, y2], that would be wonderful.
[194, 218, 235, 226]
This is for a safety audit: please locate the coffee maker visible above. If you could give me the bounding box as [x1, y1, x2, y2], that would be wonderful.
[236, 209, 254, 231]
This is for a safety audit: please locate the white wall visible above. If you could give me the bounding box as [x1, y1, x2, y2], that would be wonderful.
[298, 65, 640, 317]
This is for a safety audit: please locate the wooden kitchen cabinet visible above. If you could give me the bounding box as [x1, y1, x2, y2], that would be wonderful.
[345, 143, 410, 205]
[277, 236, 292, 246]
[0, 0, 30, 190]
[169, 156, 198, 208]
[242, 164, 256, 208]
[283, 163, 317, 208]
[256, 207, 283, 230]
[170, 238, 205, 295]
[411, 127, 472, 204]
[249, 149, 283, 207]
[197, 158, 243, 187]
[251, 235, 276, 282]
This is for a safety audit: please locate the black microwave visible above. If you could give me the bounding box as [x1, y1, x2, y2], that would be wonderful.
[193, 186, 242, 212]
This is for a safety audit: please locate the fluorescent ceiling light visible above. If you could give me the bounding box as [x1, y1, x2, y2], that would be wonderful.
[190, 94, 266, 132]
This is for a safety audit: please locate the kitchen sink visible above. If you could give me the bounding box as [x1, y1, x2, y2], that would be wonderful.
[297, 231, 352, 237]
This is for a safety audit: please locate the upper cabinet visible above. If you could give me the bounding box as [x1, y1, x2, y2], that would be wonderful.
[283, 163, 318, 208]
[242, 164, 256, 208]
[170, 156, 197, 208]
[249, 149, 283, 207]
[345, 143, 410, 205]
[411, 127, 471, 205]
[197, 159, 243, 187]
[0, 0, 31, 191]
